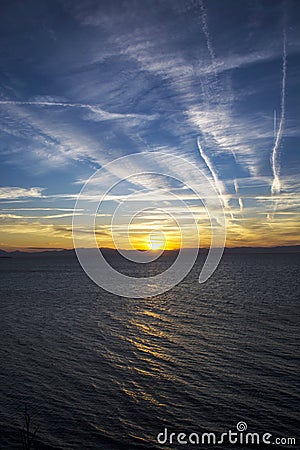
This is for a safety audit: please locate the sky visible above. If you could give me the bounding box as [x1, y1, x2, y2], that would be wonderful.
[0, 0, 299, 251]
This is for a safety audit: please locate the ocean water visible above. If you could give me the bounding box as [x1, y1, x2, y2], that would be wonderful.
[0, 253, 299, 449]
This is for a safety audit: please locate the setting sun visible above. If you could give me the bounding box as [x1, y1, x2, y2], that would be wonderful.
[148, 231, 166, 251]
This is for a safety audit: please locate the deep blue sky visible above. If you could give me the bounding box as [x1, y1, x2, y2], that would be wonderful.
[0, 0, 299, 250]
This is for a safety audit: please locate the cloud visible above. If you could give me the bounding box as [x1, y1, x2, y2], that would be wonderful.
[0, 207, 79, 211]
[234, 179, 244, 213]
[0, 213, 79, 219]
[0, 0, 298, 249]
[196, 137, 230, 215]
[0, 98, 158, 122]
[271, 28, 287, 197]
[0, 187, 44, 199]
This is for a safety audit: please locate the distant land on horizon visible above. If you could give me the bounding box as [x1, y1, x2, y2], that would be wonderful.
[0, 246, 300, 258]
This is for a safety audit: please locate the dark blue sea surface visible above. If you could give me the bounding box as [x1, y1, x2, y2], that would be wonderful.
[0, 253, 299, 449]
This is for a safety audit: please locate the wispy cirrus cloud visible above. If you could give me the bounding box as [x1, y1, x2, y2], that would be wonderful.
[0, 187, 44, 199]
[0, 0, 299, 249]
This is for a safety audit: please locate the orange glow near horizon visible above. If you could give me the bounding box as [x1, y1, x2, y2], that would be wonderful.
[0, 215, 300, 252]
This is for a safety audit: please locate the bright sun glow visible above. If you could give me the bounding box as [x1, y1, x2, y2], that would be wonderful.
[148, 231, 165, 250]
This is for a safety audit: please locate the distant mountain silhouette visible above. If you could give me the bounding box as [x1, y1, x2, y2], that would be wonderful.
[0, 246, 299, 257]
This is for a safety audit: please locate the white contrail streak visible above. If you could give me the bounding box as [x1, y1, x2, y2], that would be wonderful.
[238, 197, 244, 213]
[197, 137, 233, 218]
[271, 29, 287, 196]
[198, 0, 237, 165]
[199, 0, 216, 64]
[234, 179, 244, 213]
[197, 138, 220, 193]
[0, 99, 156, 121]
[0, 99, 79, 108]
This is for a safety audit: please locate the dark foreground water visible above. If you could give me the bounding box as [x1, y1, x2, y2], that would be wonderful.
[0, 253, 299, 449]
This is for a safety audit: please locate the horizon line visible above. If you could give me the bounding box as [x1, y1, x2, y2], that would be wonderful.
[1, 244, 300, 254]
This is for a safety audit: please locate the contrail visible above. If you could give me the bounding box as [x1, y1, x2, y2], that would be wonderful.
[0, 99, 156, 120]
[198, 0, 219, 100]
[273, 109, 277, 143]
[197, 138, 220, 194]
[198, 0, 237, 165]
[199, 0, 216, 65]
[234, 179, 244, 213]
[197, 137, 233, 218]
[271, 28, 287, 197]
[0, 99, 96, 110]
